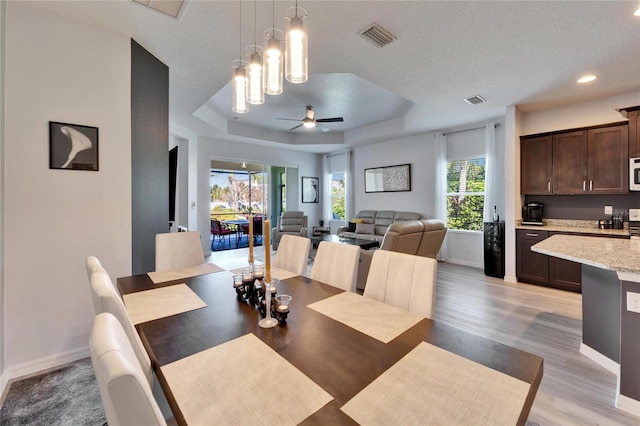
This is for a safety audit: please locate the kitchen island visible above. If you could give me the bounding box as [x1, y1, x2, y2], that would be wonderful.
[532, 235, 640, 417]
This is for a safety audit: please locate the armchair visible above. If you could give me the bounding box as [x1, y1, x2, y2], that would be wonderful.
[272, 211, 308, 250]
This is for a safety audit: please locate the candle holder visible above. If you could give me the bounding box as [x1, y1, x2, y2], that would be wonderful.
[259, 278, 279, 328]
[273, 294, 292, 324]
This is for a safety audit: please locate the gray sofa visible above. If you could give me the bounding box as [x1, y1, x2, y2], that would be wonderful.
[337, 210, 423, 242]
[356, 219, 447, 292]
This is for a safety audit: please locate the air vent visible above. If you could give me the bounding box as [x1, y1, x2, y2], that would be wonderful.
[358, 23, 397, 48]
[463, 95, 486, 105]
[132, 0, 185, 19]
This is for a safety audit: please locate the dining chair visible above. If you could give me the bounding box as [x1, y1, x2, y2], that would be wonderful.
[311, 241, 360, 292]
[85, 256, 108, 312]
[89, 270, 153, 386]
[210, 219, 235, 249]
[273, 234, 311, 276]
[90, 312, 167, 426]
[363, 250, 437, 319]
[155, 231, 204, 271]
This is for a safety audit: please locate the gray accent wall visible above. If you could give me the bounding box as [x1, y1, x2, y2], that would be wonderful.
[621, 279, 640, 401]
[131, 39, 169, 274]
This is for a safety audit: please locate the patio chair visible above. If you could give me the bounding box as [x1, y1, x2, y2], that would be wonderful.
[211, 218, 235, 249]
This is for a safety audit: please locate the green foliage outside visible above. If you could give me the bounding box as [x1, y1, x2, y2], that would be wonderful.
[331, 174, 345, 220]
[210, 172, 266, 220]
[446, 159, 485, 231]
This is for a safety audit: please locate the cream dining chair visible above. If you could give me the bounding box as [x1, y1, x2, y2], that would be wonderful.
[273, 234, 311, 276]
[155, 231, 204, 271]
[363, 250, 437, 319]
[90, 312, 167, 426]
[310, 241, 360, 292]
[89, 269, 154, 386]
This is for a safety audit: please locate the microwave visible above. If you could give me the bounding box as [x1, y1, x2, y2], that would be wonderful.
[631, 158, 640, 191]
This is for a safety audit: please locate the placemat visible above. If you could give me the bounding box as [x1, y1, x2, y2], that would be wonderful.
[123, 284, 207, 325]
[228, 266, 298, 281]
[307, 292, 424, 343]
[147, 263, 223, 284]
[215, 257, 261, 272]
[161, 333, 333, 425]
[341, 342, 531, 425]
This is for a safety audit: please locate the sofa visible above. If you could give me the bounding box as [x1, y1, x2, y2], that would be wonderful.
[356, 219, 447, 292]
[271, 211, 308, 250]
[337, 210, 424, 242]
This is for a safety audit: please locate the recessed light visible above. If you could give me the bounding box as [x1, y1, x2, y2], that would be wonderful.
[577, 75, 597, 83]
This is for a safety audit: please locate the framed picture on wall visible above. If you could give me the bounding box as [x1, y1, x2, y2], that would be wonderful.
[364, 163, 411, 193]
[302, 176, 319, 203]
[49, 121, 99, 171]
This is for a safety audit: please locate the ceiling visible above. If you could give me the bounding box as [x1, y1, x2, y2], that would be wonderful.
[29, 1, 640, 153]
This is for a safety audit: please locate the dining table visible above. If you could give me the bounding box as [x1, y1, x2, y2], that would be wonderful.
[117, 266, 543, 426]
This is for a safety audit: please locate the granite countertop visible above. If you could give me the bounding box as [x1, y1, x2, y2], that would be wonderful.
[532, 234, 640, 274]
[516, 219, 630, 238]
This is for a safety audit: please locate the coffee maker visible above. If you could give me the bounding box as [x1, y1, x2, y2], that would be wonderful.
[522, 202, 544, 225]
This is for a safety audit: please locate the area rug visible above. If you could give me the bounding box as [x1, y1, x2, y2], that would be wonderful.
[0, 358, 105, 426]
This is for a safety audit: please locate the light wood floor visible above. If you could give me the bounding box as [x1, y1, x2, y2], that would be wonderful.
[208, 247, 638, 425]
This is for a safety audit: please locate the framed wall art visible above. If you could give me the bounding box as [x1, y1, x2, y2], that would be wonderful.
[302, 176, 319, 203]
[364, 163, 411, 193]
[49, 121, 99, 171]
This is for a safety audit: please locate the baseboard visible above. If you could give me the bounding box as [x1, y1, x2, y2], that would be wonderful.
[0, 346, 90, 397]
[503, 275, 518, 283]
[616, 393, 640, 417]
[579, 343, 620, 375]
[445, 258, 483, 269]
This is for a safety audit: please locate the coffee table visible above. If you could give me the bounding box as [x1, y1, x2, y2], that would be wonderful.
[310, 233, 380, 250]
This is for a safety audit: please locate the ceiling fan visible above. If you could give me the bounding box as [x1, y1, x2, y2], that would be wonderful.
[276, 105, 344, 132]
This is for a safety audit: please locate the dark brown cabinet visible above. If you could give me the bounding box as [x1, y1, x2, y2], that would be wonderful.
[521, 136, 552, 194]
[521, 122, 629, 195]
[516, 229, 630, 292]
[552, 131, 588, 194]
[516, 229, 581, 292]
[617, 106, 640, 157]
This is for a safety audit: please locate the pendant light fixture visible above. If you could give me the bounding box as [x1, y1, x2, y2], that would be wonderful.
[263, 0, 283, 95]
[246, 0, 265, 105]
[285, 1, 308, 84]
[231, 0, 249, 113]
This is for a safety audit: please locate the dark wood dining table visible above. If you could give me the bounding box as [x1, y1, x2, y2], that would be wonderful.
[117, 269, 543, 426]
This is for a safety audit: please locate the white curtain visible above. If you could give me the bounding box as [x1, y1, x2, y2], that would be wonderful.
[434, 132, 448, 262]
[482, 123, 497, 222]
[344, 150, 354, 222]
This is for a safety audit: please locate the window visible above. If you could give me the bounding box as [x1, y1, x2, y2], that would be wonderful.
[446, 157, 485, 231]
[330, 172, 345, 220]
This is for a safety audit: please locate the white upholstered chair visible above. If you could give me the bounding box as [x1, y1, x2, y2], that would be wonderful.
[89, 270, 153, 386]
[310, 241, 360, 292]
[155, 231, 204, 271]
[85, 256, 108, 313]
[90, 312, 167, 426]
[273, 234, 311, 276]
[363, 250, 437, 319]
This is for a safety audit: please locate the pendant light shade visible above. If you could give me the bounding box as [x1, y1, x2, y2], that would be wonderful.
[232, 65, 249, 113]
[285, 8, 308, 84]
[246, 50, 265, 104]
[263, 30, 284, 95]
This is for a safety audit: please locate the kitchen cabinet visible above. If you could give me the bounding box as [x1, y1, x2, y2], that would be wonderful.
[516, 229, 629, 292]
[520, 122, 628, 195]
[521, 135, 552, 194]
[617, 105, 640, 157]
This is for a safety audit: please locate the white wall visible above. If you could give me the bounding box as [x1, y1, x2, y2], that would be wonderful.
[353, 134, 438, 217]
[352, 121, 505, 268]
[2, 2, 131, 385]
[195, 137, 322, 255]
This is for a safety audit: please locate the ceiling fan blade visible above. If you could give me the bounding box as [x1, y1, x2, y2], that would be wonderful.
[316, 117, 344, 123]
[276, 118, 302, 121]
[316, 124, 331, 132]
[289, 123, 304, 131]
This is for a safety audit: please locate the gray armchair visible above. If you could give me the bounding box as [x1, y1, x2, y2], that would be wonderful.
[271, 211, 308, 250]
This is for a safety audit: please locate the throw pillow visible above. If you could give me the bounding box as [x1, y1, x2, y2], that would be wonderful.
[348, 218, 365, 232]
[356, 223, 375, 235]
